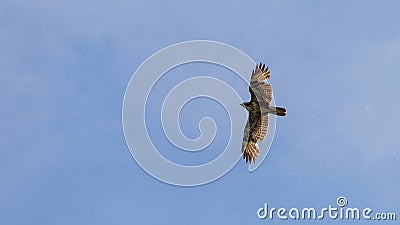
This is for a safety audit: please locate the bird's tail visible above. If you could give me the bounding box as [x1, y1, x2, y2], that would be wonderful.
[269, 106, 287, 116]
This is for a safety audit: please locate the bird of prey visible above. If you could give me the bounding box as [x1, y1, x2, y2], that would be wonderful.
[240, 63, 287, 164]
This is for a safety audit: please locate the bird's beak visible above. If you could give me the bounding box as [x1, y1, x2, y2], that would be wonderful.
[240, 103, 244, 108]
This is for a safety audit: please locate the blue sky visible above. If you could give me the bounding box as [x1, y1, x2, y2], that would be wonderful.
[1, 0, 399, 224]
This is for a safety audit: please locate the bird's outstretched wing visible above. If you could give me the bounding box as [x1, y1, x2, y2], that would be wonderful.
[242, 111, 269, 163]
[250, 63, 273, 105]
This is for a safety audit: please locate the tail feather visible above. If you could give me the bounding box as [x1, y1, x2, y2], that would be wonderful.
[270, 106, 287, 116]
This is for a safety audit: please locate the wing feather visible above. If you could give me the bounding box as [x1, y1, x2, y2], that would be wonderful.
[251, 63, 271, 83]
[262, 83, 273, 104]
[242, 120, 250, 153]
[242, 112, 258, 151]
[242, 113, 268, 163]
[243, 141, 260, 164]
[250, 64, 272, 105]
[257, 115, 269, 142]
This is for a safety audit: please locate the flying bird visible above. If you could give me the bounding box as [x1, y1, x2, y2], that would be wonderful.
[240, 63, 287, 164]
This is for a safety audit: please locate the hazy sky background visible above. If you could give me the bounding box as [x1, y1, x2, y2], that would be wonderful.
[1, 0, 399, 224]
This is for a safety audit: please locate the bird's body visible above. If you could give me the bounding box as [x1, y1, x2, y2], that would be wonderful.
[241, 63, 287, 164]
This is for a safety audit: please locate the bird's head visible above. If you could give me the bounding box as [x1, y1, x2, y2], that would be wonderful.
[240, 102, 252, 111]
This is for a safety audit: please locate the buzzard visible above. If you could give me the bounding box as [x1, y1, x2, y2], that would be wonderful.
[240, 63, 287, 164]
